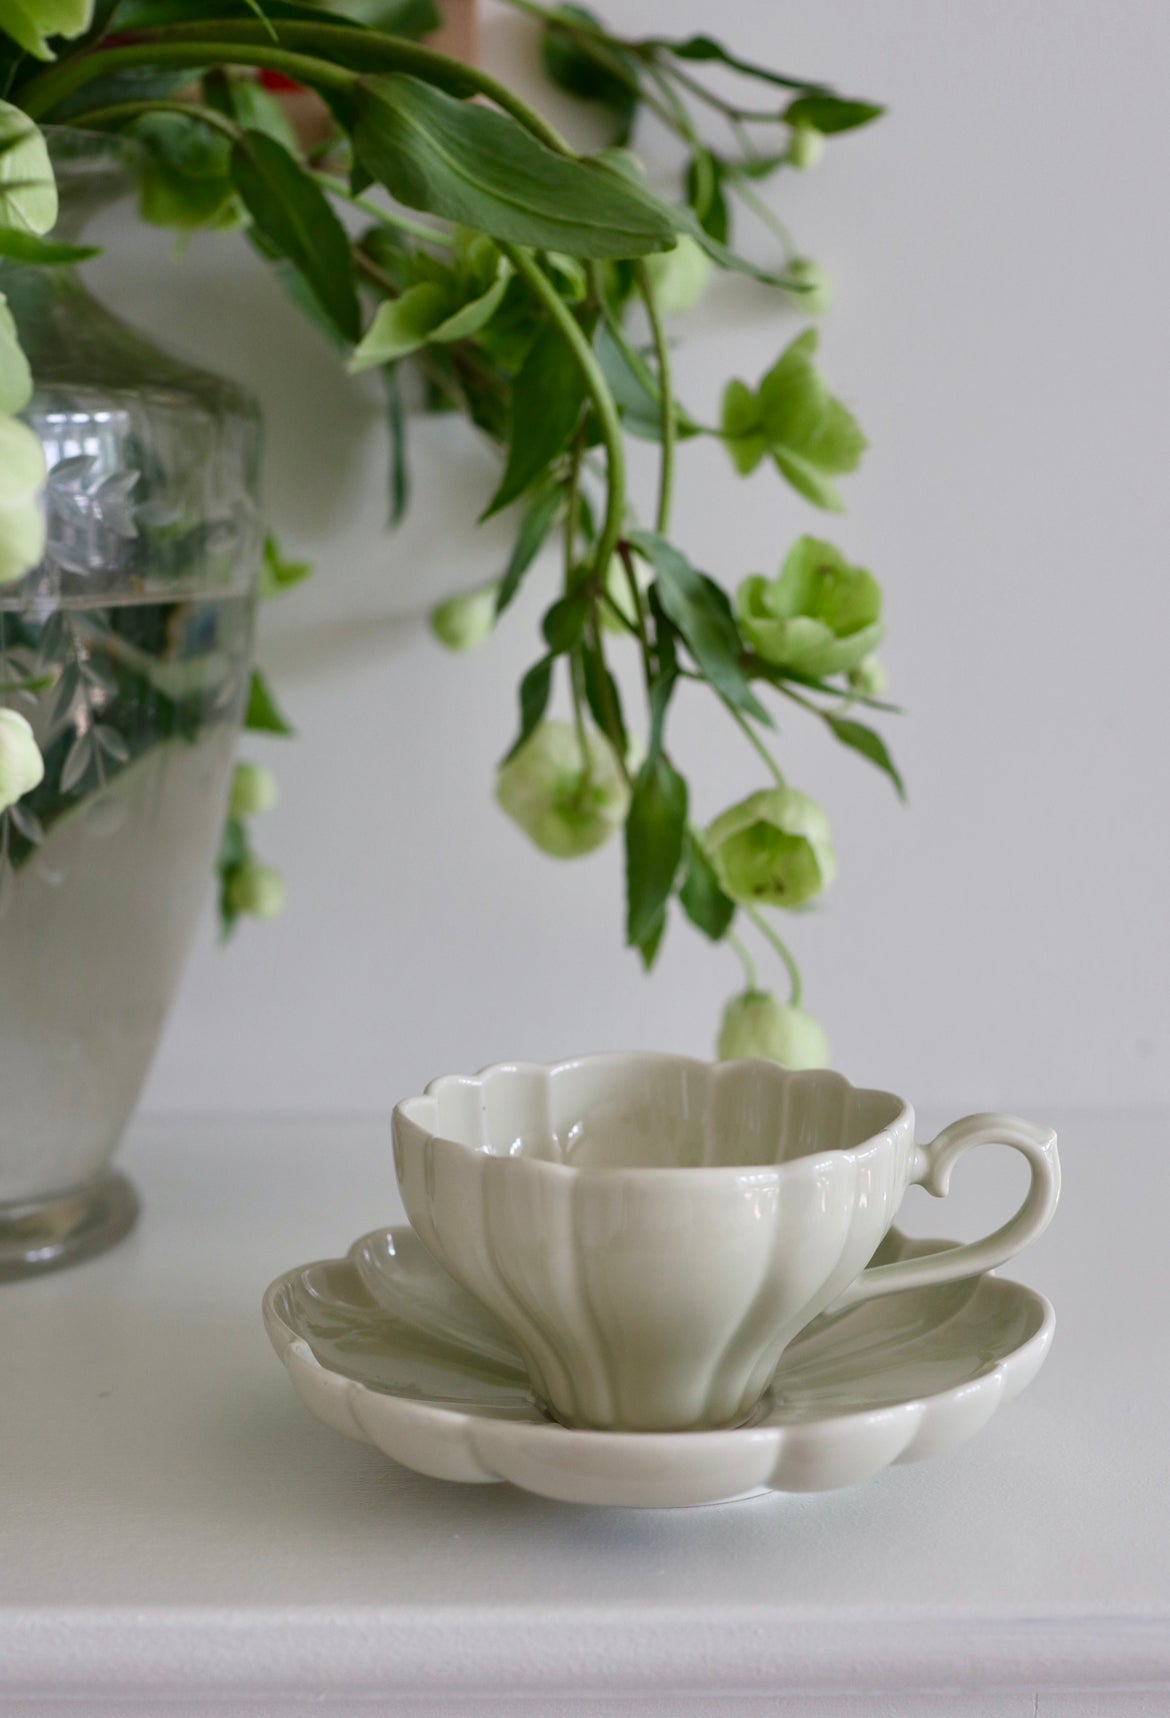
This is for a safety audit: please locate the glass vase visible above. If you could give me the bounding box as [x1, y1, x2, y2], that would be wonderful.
[0, 133, 261, 1278]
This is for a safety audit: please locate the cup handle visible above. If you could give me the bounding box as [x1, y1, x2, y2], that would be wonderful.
[831, 1112, 1061, 1312]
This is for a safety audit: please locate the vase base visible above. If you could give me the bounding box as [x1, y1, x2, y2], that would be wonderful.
[0, 1171, 140, 1282]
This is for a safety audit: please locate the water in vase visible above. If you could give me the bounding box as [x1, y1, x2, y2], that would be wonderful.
[0, 588, 253, 1206]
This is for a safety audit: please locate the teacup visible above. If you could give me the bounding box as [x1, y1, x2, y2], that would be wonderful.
[392, 1055, 1060, 1434]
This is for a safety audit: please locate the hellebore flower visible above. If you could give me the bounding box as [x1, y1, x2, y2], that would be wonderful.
[705, 787, 835, 909]
[0, 416, 46, 585]
[229, 762, 278, 819]
[785, 256, 833, 316]
[787, 122, 825, 170]
[849, 655, 887, 697]
[737, 536, 883, 679]
[0, 709, 44, 813]
[643, 233, 713, 314]
[496, 720, 629, 859]
[717, 990, 830, 1069]
[227, 862, 286, 920]
[430, 581, 499, 652]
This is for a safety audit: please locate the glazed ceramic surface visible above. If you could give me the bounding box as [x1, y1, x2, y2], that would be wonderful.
[392, 1057, 1060, 1431]
[262, 1224, 1055, 1509]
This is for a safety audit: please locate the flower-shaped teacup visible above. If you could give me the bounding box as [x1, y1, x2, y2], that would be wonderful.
[392, 1055, 1060, 1433]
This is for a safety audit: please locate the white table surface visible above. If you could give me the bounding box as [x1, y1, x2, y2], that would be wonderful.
[1, 1111, 1168, 1718]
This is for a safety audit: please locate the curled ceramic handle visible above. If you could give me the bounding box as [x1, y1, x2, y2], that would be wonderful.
[833, 1112, 1061, 1311]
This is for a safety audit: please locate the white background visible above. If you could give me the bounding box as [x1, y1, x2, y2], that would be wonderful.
[89, 0, 1169, 1119]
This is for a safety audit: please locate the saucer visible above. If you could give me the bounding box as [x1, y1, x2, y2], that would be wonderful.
[262, 1226, 1054, 1509]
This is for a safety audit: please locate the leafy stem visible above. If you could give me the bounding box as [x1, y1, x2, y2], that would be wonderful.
[503, 244, 626, 589]
[635, 260, 675, 534]
[743, 903, 803, 1006]
[20, 42, 355, 118]
[727, 926, 757, 992]
[65, 98, 241, 139]
[724, 699, 785, 788]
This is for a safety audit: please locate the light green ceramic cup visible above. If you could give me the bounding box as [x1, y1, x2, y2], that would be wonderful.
[392, 1055, 1060, 1433]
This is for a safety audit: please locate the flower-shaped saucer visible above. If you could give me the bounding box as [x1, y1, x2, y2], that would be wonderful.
[263, 1226, 1054, 1509]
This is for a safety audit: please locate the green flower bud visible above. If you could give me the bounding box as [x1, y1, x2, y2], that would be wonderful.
[227, 862, 286, 920]
[785, 256, 833, 317]
[643, 233, 713, 315]
[230, 762, 278, 819]
[0, 417, 47, 586]
[496, 720, 630, 859]
[717, 991, 830, 1069]
[430, 581, 499, 652]
[737, 536, 883, 679]
[705, 787, 835, 909]
[848, 655, 887, 698]
[787, 121, 825, 170]
[0, 709, 44, 813]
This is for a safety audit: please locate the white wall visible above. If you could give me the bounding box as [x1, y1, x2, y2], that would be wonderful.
[92, 0, 1168, 1118]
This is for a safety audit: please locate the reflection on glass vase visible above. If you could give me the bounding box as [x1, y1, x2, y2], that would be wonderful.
[0, 132, 261, 1278]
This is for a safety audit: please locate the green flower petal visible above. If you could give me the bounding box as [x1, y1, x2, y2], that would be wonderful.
[497, 720, 629, 859]
[705, 787, 835, 908]
[0, 709, 45, 811]
[737, 536, 883, 676]
[717, 991, 830, 1068]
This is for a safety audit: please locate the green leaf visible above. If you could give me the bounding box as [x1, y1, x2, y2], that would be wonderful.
[495, 482, 563, 615]
[259, 532, 313, 600]
[244, 668, 294, 736]
[0, 290, 32, 412]
[350, 281, 449, 366]
[384, 361, 408, 525]
[283, 0, 438, 26]
[581, 633, 626, 759]
[679, 834, 735, 940]
[230, 128, 360, 342]
[134, 112, 238, 232]
[108, 0, 438, 33]
[824, 713, 905, 800]
[348, 262, 510, 371]
[0, 0, 93, 59]
[784, 94, 885, 134]
[0, 229, 97, 263]
[502, 655, 554, 763]
[227, 75, 300, 153]
[625, 750, 687, 962]
[685, 147, 728, 246]
[631, 530, 770, 724]
[641, 33, 825, 94]
[482, 316, 587, 519]
[541, 591, 589, 654]
[353, 73, 678, 259]
[541, 3, 639, 138]
[0, 103, 55, 234]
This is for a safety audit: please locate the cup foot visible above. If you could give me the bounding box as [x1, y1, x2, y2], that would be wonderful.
[0, 1171, 139, 1281]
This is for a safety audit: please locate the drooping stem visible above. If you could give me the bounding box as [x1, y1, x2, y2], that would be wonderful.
[21, 42, 355, 117]
[616, 541, 654, 689]
[503, 245, 626, 590]
[65, 98, 241, 139]
[743, 904, 803, 1006]
[724, 700, 785, 788]
[635, 260, 675, 535]
[727, 926, 757, 992]
[21, 24, 574, 154]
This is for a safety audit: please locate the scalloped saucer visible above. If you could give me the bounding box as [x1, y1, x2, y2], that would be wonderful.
[262, 1227, 1054, 1509]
